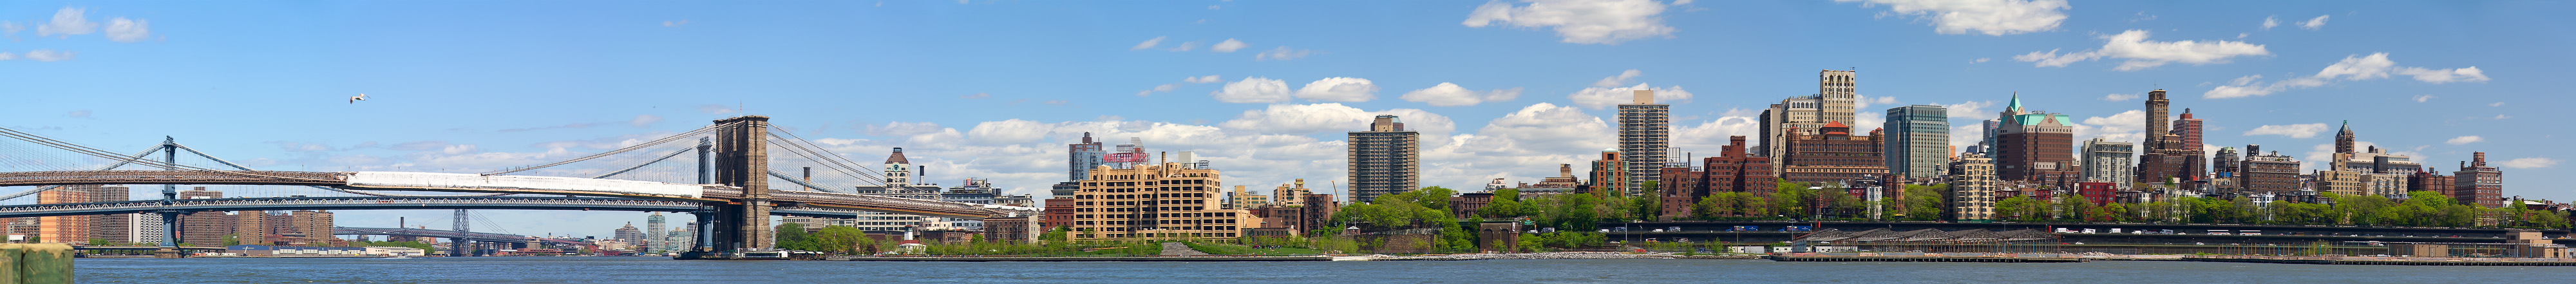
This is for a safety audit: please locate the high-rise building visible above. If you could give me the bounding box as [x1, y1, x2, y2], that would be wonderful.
[645, 213, 668, 252]
[1226, 185, 1270, 210]
[38, 185, 109, 243]
[1616, 91, 1671, 196]
[1272, 179, 1311, 208]
[1763, 96, 1827, 170]
[290, 210, 334, 245]
[1066, 162, 1256, 241]
[234, 211, 273, 246]
[1588, 149, 1628, 196]
[2143, 90, 2170, 149]
[2316, 169, 2365, 196]
[1992, 94, 2078, 184]
[2240, 146, 2304, 194]
[2454, 152, 2505, 207]
[2325, 121, 2423, 198]
[2081, 138, 2134, 184]
[2211, 147, 2243, 193]
[1057, 133, 1108, 197]
[83, 186, 132, 244]
[1347, 115, 1421, 203]
[1949, 152, 1998, 221]
[1705, 136, 1774, 196]
[1818, 70, 1859, 128]
[1779, 121, 1888, 185]
[1884, 105, 1950, 178]
[2411, 168, 2456, 198]
[613, 223, 643, 245]
[177, 187, 227, 245]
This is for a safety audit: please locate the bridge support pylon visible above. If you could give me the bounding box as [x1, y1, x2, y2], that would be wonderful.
[153, 211, 182, 258]
[684, 115, 775, 260]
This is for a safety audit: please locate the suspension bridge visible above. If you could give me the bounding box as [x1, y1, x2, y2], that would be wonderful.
[0, 115, 1034, 259]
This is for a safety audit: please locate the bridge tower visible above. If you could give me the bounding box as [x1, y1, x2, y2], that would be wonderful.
[700, 116, 774, 257]
[453, 209, 471, 256]
[154, 137, 183, 258]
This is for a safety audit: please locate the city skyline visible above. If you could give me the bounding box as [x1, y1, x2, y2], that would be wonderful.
[3, 1, 2565, 238]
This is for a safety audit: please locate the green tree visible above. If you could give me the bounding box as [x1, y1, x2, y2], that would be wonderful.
[775, 222, 813, 251]
[222, 234, 240, 246]
[813, 225, 865, 254]
[1902, 184, 1948, 221]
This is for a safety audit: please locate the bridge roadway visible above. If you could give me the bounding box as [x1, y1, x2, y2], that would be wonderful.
[0, 170, 1036, 219]
[0, 196, 891, 219]
[332, 227, 585, 245]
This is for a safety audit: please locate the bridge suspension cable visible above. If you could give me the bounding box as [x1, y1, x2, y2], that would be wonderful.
[0, 127, 341, 184]
[480, 120, 741, 176]
[764, 128, 945, 196]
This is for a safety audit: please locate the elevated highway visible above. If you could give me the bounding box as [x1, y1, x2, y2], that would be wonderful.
[0, 196, 895, 219]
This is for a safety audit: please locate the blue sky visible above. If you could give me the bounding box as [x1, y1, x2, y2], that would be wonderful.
[2, 1, 2567, 238]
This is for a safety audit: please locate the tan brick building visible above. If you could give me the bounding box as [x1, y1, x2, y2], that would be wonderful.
[1068, 162, 1256, 241]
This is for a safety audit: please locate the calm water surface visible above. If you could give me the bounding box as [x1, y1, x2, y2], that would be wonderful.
[75, 256, 2568, 283]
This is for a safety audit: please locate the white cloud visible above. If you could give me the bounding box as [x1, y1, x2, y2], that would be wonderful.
[1294, 77, 1381, 102]
[0, 52, 14, 61]
[2242, 123, 2329, 138]
[104, 17, 147, 43]
[1399, 82, 1524, 106]
[1217, 103, 1457, 136]
[2298, 15, 2329, 30]
[36, 8, 97, 37]
[1166, 41, 1200, 52]
[2445, 135, 2483, 145]
[24, 50, 73, 62]
[1254, 46, 1314, 61]
[1211, 77, 1293, 103]
[1592, 69, 1643, 88]
[1137, 84, 1179, 97]
[1463, 0, 1677, 44]
[853, 122, 939, 138]
[1934, 100, 1997, 120]
[1212, 39, 1247, 53]
[2237, 32, 2248, 39]
[2076, 109, 2146, 144]
[662, 20, 689, 27]
[2494, 115, 2510, 120]
[1186, 75, 1222, 84]
[1971, 57, 1991, 63]
[2014, 30, 2270, 71]
[2261, 16, 2279, 30]
[1473, 102, 1615, 154]
[2499, 157, 2561, 169]
[2490, 102, 2505, 107]
[2206, 53, 2489, 99]
[629, 115, 663, 128]
[1671, 108, 1763, 151]
[1857, 95, 1900, 110]
[2101, 93, 2138, 101]
[1211, 77, 1385, 103]
[960, 92, 991, 99]
[2412, 95, 2434, 102]
[1130, 36, 1166, 50]
[1837, 0, 2070, 36]
[1566, 83, 1692, 109]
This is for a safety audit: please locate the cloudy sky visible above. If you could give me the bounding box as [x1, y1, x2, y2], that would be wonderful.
[2, 1, 2566, 238]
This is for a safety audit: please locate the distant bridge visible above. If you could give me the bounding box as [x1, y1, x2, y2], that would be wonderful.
[332, 227, 586, 245]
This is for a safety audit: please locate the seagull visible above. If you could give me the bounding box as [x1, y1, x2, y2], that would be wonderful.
[350, 93, 368, 104]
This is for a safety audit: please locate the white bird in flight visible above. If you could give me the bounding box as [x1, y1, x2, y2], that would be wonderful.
[350, 93, 368, 104]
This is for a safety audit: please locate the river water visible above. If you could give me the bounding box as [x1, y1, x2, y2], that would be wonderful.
[75, 256, 2564, 283]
